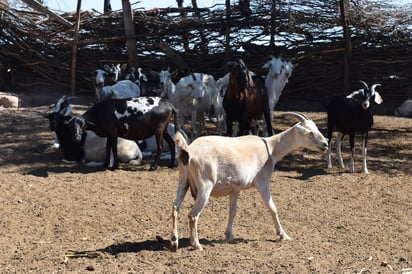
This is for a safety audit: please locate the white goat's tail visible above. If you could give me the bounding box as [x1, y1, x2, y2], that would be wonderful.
[175, 131, 190, 165]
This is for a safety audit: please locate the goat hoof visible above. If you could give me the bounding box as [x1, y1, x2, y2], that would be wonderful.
[170, 241, 178, 252]
[149, 165, 157, 171]
[280, 233, 292, 241]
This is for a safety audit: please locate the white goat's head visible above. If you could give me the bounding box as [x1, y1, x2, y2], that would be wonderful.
[262, 56, 283, 80]
[158, 68, 177, 97]
[283, 112, 329, 153]
[282, 60, 295, 79]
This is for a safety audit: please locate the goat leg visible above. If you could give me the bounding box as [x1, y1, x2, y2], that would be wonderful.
[336, 132, 345, 168]
[170, 205, 179, 252]
[362, 134, 369, 174]
[349, 134, 355, 173]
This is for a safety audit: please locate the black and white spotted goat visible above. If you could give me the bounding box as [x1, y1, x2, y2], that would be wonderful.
[45, 96, 142, 165]
[69, 96, 181, 171]
[325, 81, 383, 174]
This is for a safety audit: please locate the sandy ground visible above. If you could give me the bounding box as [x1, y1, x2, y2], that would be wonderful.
[0, 101, 411, 273]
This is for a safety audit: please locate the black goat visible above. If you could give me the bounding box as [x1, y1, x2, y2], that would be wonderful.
[47, 111, 85, 162]
[69, 96, 181, 171]
[325, 81, 383, 173]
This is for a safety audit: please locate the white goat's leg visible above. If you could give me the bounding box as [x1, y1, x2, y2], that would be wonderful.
[336, 132, 345, 168]
[197, 112, 205, 138]
[213, 104, 223, 135]
[180, 114, 188, 136]
[189, 186, 213, 250]
[349, 148, 355, 173]
[263, 108, 274, 137]
[362, 137, 369, 174]
[170, 175, 189, 252]
[225, 192, 240, 241]
[191, 111, 197, 140]
[256, 183, 292, 241]
[171, 205, 179, 252]
[327, 138, 333, 168]
[233, 122, 239, 137]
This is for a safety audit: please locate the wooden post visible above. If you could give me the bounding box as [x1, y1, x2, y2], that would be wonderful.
[270, 0, 276, 48]
[122, 0, 138, 68]
[340, 0, 352, 94]
[70, 0, 82, 95]
[224, 0, 231, 62]
[104, 0, 112, 13]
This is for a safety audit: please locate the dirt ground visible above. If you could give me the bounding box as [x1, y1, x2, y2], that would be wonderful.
[0, 94, 411, 273]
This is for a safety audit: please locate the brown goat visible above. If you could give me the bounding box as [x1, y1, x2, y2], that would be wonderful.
[223, 59, 273, 136]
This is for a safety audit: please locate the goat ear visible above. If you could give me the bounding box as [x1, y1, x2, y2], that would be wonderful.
[296, 124, 311, 135]
[346, 89, 362, 99]
[104, 64, 111, 71]
[374, 92, 383, 104]
[262, 61, 271, 70]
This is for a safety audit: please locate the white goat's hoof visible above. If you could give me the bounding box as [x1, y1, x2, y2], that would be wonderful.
[170, 237, 179, 252]
[224, 231, 233, 242]
[280, 233, 292, 241]
[193, 243, 203, 251]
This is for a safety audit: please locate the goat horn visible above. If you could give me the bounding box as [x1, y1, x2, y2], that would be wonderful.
[282, 112, 308, 122]
[359, 80, 369, 89]
[371, 84, 381, 93]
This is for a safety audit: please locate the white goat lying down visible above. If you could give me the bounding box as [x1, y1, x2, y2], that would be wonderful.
[170, 112, 328, 251]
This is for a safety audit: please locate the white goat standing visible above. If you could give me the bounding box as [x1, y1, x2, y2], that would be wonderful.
[170, 112, 329, 251]
[158, 69, 222, 139]
[263, 57, 295, 135]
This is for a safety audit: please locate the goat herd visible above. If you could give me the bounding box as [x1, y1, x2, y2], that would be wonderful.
[44, 56, 383, 251]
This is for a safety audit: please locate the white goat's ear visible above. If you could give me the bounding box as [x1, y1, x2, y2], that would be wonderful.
[296, 124, 311, 135]
[374, 92, 383, 104]
[262, 61, 271, 69]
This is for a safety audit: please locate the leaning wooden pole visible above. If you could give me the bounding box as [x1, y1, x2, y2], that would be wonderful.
[70, 0, 82, 95]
